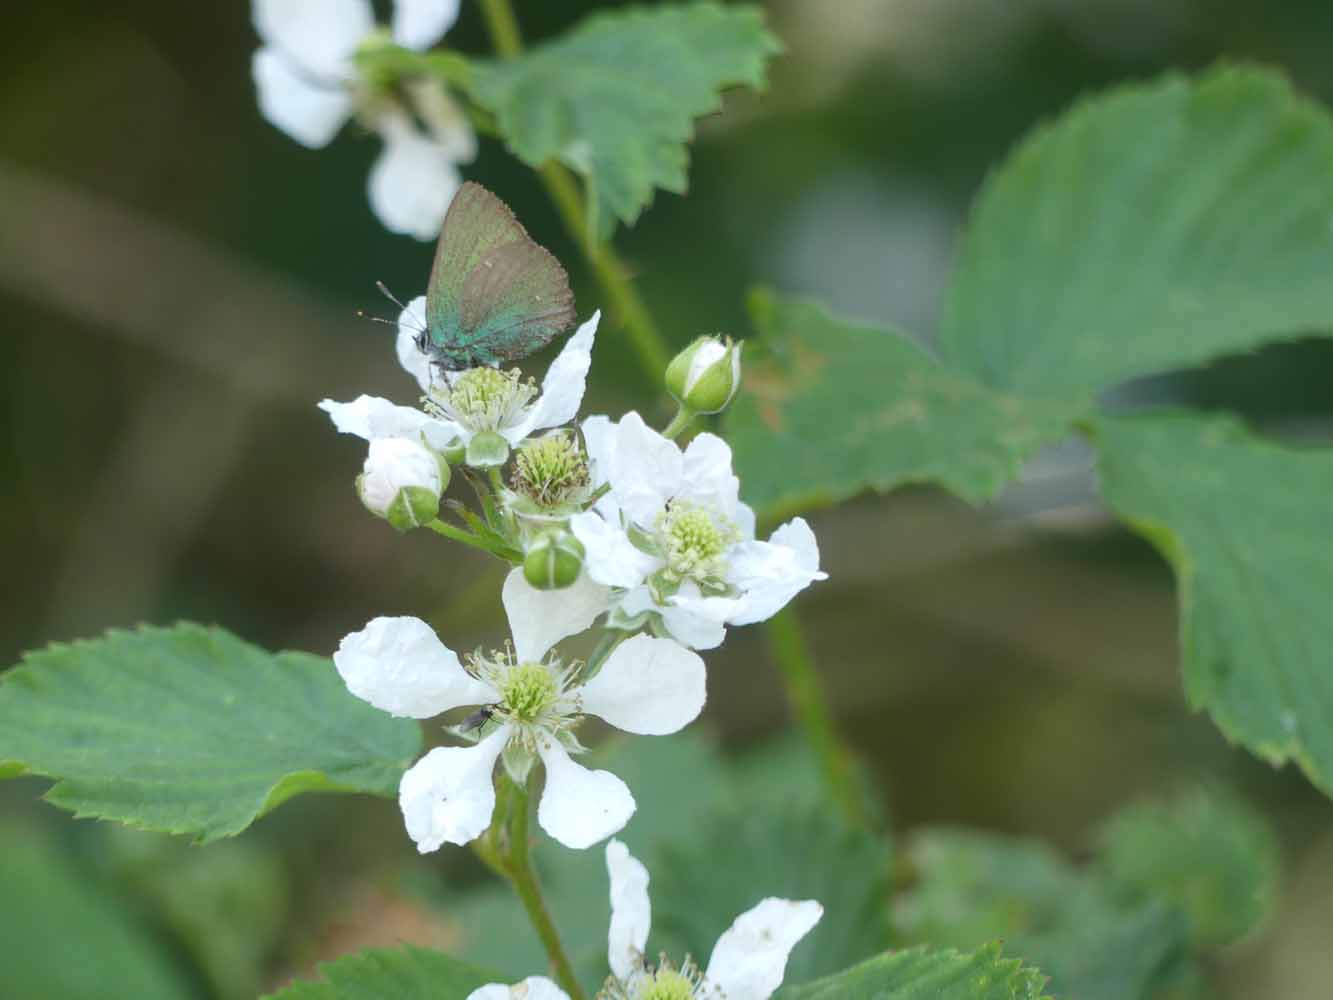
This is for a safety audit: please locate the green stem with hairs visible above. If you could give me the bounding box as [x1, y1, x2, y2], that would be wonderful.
[660, 405, 696, 440]
[503, 777, 588, 1000]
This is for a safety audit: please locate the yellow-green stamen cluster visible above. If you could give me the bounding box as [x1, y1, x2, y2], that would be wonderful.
[499, 662, 559, 723]
[511, 431, 590, 507]
[658, 501, 738, 583]
[599, 956, 705, 1000]
[428, 367, 536, 431]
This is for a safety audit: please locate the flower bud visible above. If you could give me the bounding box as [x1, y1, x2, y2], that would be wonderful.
[523, 531, 585, 590]
[665, 335, 742, 414]
[358, 438, 448, 532]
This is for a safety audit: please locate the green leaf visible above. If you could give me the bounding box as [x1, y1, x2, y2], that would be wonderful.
[725, 290, 1076, 519]
[898, 829, 1192, 1000]
[469, 3, 780, 234]
[0, 829, 195, 1000]
[263, 945, 494, 999]
[649, 799, 892, 985]
[941, 67, 1333, 400]
[1095, 788, 1279, 950]
[1093, 411, 1333, 793]
[0, 624, 421, 841]
[775, 942, 1049, 1000]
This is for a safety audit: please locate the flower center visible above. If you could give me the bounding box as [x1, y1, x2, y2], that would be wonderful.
[429, 367, 536, 432]
[511, 431, 590, 508]
[637, 969, 696, 1000]
[499, 662, 558, 722]
[658, 501, 737, 583]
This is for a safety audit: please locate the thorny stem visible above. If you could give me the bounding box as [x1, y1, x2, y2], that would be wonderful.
[763, 609, 869, 829]
[503, 776, 589, 1000]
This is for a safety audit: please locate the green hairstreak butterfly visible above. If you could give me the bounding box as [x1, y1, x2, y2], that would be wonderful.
[410, 181, 576, 372]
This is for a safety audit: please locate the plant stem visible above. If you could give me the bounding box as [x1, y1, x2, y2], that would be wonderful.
[660, 405, 696, 440]
[763, 608, 868, 829]
[504, 777, 588, 1000]
[478, 0, 672, 378]
[426, 517, 502, 555]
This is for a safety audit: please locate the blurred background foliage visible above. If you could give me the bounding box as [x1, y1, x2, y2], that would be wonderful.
[3, 0, 1333, 997]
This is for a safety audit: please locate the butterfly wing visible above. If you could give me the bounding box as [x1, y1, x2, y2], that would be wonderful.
[457, 240, 576, 365]
[425, 182, 532, 364]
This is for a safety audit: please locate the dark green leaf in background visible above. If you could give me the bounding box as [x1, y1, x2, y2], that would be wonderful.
[263, 945, 495, 999]
[0, 830, 194, 1000]
[941, 67, 1333, 401]
[898, 829, 1193, 1000]
[1094, 412, 1333, 796]
[775, 942, 1050, 1000]
[726, 291, 1075, 520]
[0, 624, 422, 840]
[470, 3, 780, 235]
[1095, 788, 1279, 950]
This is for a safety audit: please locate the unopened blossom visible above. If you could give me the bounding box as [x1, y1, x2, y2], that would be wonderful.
[468, 840, 822, 1000]
[569, 413, 827, 650]
[665, 335, 743, 414]
[358, 436, 446, 530]
[319, 301, 601, 469]
[251, 0, 475, 239]
[334, 569, 706, 850]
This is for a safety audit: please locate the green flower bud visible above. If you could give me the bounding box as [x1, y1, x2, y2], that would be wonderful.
[440, 437, 468, 465]
[665, 335, 742, 414]
[523, 531, 585, 590]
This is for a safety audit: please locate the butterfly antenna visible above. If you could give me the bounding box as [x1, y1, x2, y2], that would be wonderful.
[376, 280, 409, 312]
[354, 309, 398, 328]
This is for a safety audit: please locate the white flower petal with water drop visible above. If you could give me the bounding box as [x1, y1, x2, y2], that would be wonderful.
[704, 898, 825, 1000]
[606, 839, 651, 982]
[399, 726, 510, 852]
[536, 739, 636, 850]
[579, 635, 706, 736]
[334, 616, 497, 718]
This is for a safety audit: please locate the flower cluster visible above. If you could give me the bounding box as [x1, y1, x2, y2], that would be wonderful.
[322, 292, 826, 855]
[251, 0, 475, 239]
[470, 841, 822, 1000]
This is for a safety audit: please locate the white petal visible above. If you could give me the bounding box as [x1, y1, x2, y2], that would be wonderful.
[368, 114, 463, 241]
[319, 394, 433, 442]
[398, 726, 510, 851]
[581, 415, 615, 488]
[252, 48, 352, 149]
[678, 432, 741, 521]
[253, 0, 371, 79]
[395, 295, 435, 392]
[501, 312, 600, 446]
[734, 501, 757, 542]
[569, 512, 659, 590]
[659, 599, 727, 651]
[605, 839, 651, 982]
[607, 412, 682, 526]
[335, 616, 497, 718]
[392, 0, 460, 50]
[467, 978, 569, 1000]
[580, 635, 705, 735]
[704, 899, 824, 1000]
[536, 739, 634, 849]
[502, 567, 609, 664]
[722, 519, 828, 626]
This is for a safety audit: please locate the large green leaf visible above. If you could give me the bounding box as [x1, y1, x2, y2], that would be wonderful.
[1093, 412, 1333, 795]
[263, 946, 494, 999]
[898, 829, 1193, 1000]
[1095, 788, 1279, 950]
[649, 799, 892, 986]
[0, 830, 195, 1000]
[726, 291, 1075, 519]
[941, 67, 1333, 399]
[469, 3, 779, 234]
[0, 624, 421, 841]
[775, 943, 1049, 1000]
